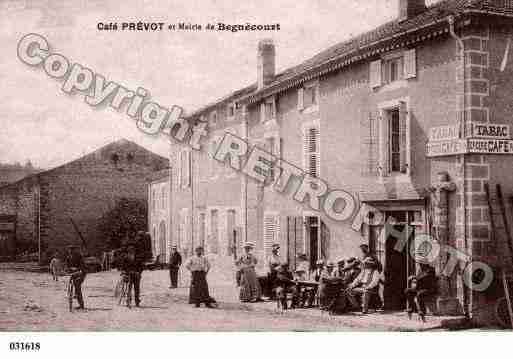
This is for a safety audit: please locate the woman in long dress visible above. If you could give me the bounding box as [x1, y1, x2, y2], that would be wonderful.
[185, 246, 215, 308]
[236, 243, 262, 302]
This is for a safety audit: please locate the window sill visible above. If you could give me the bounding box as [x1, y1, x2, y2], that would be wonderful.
[378, 172, 411, 183]
[377, 79, 408, 92]
[301, 105, 319, 115]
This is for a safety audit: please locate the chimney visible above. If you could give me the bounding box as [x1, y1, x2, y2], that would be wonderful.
[399, 0, 426, 20]
[257, 39, 275, 90]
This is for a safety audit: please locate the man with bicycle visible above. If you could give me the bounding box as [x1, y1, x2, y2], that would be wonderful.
[65, 246, 87, 310]
[120, 244, 144, 307]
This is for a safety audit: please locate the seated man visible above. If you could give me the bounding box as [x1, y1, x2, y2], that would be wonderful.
[319, 261, 340, 310]
[346, 257, 380, 314]
[405, 263, 437, 322]
[275, 263, 299, 310]
[342, 257, 362, 285]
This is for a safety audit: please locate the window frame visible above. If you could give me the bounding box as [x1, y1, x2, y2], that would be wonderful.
[378, 98, 411, 178]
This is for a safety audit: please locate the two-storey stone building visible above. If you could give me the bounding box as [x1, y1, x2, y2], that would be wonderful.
[168, 0, 513, 321]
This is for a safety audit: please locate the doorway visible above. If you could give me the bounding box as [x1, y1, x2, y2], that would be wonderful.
[378, 211, 418, 310]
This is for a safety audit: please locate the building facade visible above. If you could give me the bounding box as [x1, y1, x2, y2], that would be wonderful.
[0, 139, 168, 259]
[148, 169, 171, 261]
[169, 0, 513, 321]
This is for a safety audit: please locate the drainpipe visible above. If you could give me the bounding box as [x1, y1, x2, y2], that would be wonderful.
[448, 15, 470, 319]
[242, 105, 249, 245]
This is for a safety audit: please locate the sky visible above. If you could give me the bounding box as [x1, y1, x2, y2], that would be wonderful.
[0, 0, 439, 169]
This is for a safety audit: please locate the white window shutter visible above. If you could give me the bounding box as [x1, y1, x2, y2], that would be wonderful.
[297, 88, 304, 110]
[370, 60, 382, 88]
[303, 126, 320, 178]
[404, 49, 416, 79]
[178, 152, 182, 188]
[399, 101, 409, 174]
[378, 115, 388, 176]
[263, 214, 280, 259]
[186, 150, 191, 187]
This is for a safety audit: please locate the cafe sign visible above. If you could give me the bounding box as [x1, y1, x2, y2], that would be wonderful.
[426, 139, 467, 157]
[469, 123, 510, 139]
[467, 139, 513, 154]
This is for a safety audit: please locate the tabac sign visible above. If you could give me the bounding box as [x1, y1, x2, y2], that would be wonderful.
[469, 123, 510, 139]
[427, 123, 513, 157]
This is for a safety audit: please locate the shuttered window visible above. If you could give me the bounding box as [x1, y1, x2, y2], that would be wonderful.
[263, 213, 280, 259]
[179, 150, 191, 188]
[399, 101, 409, 173]
[209, 137, 220, 178]
[380, 102, 410, 175]
[297, 88, 304, 110]
[403, 49, 416, 79]
[361, 113, 379, 176]
[370, 60, 382, 88]
[303, 125, 320, 178]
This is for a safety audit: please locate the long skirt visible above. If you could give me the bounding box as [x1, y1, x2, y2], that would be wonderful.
[239, 267, 261, 302]
[189, 271, 213, 304]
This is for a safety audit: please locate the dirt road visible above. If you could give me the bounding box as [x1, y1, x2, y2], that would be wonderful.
[0, 268, 453, 331]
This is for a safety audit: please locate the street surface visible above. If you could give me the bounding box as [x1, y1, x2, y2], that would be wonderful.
[0, 268, 448, 331]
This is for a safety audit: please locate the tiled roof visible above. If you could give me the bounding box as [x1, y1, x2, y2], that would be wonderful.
[188, 0, 513, 115]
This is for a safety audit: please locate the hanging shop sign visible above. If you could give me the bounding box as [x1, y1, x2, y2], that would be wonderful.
[467, 138, 513, 154]
[426, 139, 467, 157]
[428, 124, 460, 142]
[469, 123, 510, 139]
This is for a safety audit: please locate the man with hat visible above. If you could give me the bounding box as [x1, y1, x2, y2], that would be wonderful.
[342, 257, 362, 285]
[318, 261, 337, 310]
[335, 259, 345, 279]
[266, 243, 282, 299]
[65, 245, 87, 310]
[169, 245, 182, 289]
[346, 256, 380, 314]
[120, 243, 144, 307]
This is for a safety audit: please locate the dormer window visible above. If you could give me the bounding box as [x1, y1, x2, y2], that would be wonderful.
[297, 82, 319, 112]
[261, 97, 276, 123]
[370, 49, 416, 89]
[383, 55, 403, 84]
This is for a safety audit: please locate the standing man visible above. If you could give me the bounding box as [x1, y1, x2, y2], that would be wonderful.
[169, 245, 182, 289]
[65, 246, 87, 310]
[121, 244, 144, 307]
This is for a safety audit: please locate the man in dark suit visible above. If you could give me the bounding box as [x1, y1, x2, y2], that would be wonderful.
[169, 245, 182, 288]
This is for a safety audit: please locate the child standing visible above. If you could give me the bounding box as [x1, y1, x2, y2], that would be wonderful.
[49, 253, 62, 281]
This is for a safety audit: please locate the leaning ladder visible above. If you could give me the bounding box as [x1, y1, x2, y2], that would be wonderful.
[484, 183, 513, 328]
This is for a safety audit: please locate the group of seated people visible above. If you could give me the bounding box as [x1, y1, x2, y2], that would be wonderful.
[270, 243, 438, 318]
[269, 247, 383, 314]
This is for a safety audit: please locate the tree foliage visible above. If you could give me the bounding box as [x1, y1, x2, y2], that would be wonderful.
[97, 197, 147, 250]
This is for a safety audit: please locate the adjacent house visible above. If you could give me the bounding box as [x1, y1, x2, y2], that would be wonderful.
[0, 139, 169, 260]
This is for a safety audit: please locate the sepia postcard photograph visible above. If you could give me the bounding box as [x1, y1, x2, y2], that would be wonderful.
[1, 0, 513, 356]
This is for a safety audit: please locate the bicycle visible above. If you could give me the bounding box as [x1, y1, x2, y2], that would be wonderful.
[115, 272, 132, 308]
[66, 271, 82, 312]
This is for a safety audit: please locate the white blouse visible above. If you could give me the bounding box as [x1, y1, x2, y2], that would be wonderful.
[185, 256, 211, 272]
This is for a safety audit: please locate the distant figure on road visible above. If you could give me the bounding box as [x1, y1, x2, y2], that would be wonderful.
[185, 246, 215, 308]
[49, 252, 62, 281]
[169, 245, 182, 289]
